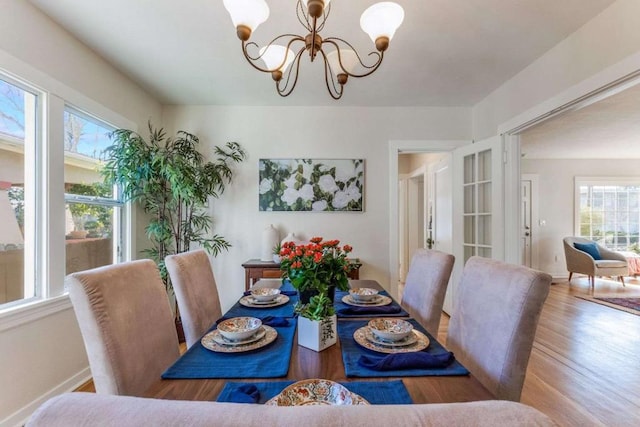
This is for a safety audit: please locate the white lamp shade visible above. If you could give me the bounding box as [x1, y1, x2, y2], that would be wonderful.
[259, 45, 295, 72]
[223, 0, 270, 32]
[326, 49, 358, 74]
[360, 2, 404, 43]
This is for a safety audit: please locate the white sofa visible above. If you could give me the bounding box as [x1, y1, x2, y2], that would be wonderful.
[26, 392, 556, 427]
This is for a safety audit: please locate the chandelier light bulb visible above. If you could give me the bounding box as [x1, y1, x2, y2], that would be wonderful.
[223, 0, 270, 40]
[360, 2, 404, 49]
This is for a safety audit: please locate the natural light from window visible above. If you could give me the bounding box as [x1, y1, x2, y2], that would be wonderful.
[577, 180, 640, 252]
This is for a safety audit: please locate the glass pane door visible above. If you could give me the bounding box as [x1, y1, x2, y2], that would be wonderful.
[462, 149, 493, 263]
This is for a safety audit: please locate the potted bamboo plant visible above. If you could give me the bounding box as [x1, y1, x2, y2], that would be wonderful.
[101, 123, 246, 333]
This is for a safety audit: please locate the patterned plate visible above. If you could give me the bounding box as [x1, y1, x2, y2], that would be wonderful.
[211, 326, 266, 346]
[265, 379, 369, 406]
[201, 325, 277, 353]
[363, 327, 418, 348]
[353, 327, 430, 354]
[239, 294, 290, 308]
[341, 294, 392, 307]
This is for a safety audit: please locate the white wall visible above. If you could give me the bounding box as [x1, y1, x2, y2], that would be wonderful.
[521, 158, 640, 277]
[472, 0, 640, 139]
[162, 106, 471, 312]
[0, 1, 162, 425]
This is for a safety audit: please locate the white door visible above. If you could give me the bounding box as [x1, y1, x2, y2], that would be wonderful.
[450, 136, 504, 313]
[397, 178, 408, 283]
[432, 155, 454, 313]
[521, 179, 532, 267]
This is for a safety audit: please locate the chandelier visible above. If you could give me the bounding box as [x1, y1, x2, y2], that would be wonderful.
[222, 0, 404, 99]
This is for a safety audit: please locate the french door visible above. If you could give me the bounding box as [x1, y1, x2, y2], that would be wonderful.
[449, 136, 504, 311]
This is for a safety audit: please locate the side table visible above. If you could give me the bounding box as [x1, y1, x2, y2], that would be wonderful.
[241, 259, 362, 291]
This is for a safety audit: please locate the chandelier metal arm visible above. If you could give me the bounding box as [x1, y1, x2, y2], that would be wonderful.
[322, 38, 385, 78]
[275, 47, 307, 97]
[319, 48, 344, 100]
[242, 35, 305, 74]
[296, 0, 330, 33]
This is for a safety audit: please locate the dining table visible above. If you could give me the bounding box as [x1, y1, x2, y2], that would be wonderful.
[144, 279, 494, 404]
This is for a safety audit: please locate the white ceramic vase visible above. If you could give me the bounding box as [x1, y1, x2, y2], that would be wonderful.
[297, 314, 337, 352]
[261, 224, 279, 261]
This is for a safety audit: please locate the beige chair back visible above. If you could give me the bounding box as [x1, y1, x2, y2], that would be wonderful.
[401, 249, 455, 335]
[447, 256, 551, 401]
[67, 259, 180, 396]
[166, 249, 222, 348]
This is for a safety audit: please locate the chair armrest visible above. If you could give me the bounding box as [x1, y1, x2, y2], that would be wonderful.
[564, 244, 596, 275]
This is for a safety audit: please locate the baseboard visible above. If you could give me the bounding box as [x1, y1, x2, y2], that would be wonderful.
[1, 367, 91, 427]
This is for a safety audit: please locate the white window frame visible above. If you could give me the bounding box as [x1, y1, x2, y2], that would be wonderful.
[63, 106, 126, 268]
[0, 61, 136, 329]
[574, 176, 640, 250]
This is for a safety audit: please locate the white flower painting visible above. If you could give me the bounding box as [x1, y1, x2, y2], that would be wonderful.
[258, 159, 364, 212]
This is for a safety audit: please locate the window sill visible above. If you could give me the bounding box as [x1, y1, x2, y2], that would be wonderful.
[0, 294, 72, 332]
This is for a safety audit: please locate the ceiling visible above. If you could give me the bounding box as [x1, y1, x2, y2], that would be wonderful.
[521, 81, 640, 159]
[28, 0, 616, 106]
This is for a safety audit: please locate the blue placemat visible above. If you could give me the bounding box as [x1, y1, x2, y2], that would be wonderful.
[226, 281, 300, 318]
[337, 319, 469, 377]
[334, 290, 409, 318]
[162, 322, 296, 379]
[217, 380, 413, 404]
[224, 297, 298, 318]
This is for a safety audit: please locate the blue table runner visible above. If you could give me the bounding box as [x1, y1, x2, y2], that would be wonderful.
[217, 380, 413, 405]
[337, 319, 469, 378]
[161, 321, 296, 379]
[334, 290, 409, 318]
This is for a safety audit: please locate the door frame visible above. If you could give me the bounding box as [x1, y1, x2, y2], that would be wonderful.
[388, 140, 468, 299]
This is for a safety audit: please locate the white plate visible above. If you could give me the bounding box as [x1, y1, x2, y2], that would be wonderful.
[211, 326, 266, 346]
[239, 294, 290, 308]
[265, 379, 369, 406]
[201, 325, 277, 353]
[363, 327, 418, 348]
[353, 326, 430, 354]
[341, 294, 392, 307]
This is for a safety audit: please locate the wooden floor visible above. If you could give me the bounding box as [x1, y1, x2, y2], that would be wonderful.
[77, 278, 640, 426]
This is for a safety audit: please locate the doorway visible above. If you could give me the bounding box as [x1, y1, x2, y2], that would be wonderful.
[390, 137, 505, 311]
[501, 70, 640, 273]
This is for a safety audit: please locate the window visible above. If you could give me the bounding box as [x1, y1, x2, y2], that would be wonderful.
[0, 70, 131, 312]
[576, 178, 640, 251]
[64, 108, 124, 276]
[0, 76, 37, 306]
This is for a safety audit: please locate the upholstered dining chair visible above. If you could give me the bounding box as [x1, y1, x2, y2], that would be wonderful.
[401, 249, 455, 336]
[66, 259, 180, 396]
[446, 256, 552, 401]
[563, 236, 628, 290]
[165, 249, 222, 348]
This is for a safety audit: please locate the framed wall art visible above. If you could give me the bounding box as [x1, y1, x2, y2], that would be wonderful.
[258, 158, 364, 212]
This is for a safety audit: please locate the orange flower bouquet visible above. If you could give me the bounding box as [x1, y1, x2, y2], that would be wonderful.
[280, 237, 353, 313]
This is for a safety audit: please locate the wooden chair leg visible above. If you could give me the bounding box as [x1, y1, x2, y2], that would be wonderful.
[568, 272, 573, 282]
[590, 276, 595, 291]
[620, 276, 626, 287]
